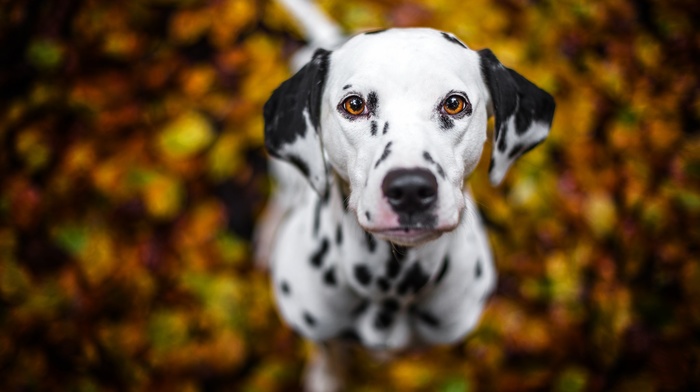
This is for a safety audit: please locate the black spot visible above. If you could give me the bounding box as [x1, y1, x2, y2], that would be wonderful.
[321, 185, 331, 204]
[497, 124, 509, 152]
[439, 114, 454, 130]
[337, 328, 361, 343]
[507, 143, 525, 159]
[336, 224, 343, 245]
[435, 256, 449, 284]
[416, 309, 440, 327]
[323, 266, 337, 286]
[382, 298, 400, 313]
[475, 259, 482, 278]
[436, 164, 445, 179]
[383, 122, 389, 134]
[515, 101, 533, 135]
[365, 211, 372, 222]
[364, 231, 377, 253]
[343, 84, 352, 90]
[364, 29, 387, 35]
[392, 246, 408, 261]
[310, 237, 330, 268]
[374, 141, 392, 168]
[313, 198, 322, 236]
[287, 154, 310, 178]
[352, 300, 369, 316]
[280, 281, 291, 295]
[377, 278, 390, 292]
[441, 32, 467, 49]
[354, 265, 372, 286]
[367, 91, 378, 115]
[371, 120, 378, 136]
[303, 311, 317, 327]
[386, 258, 401, 279]
[397, 263, 430, 295]
[424, 152, 446, 179]
[374, 311, 394, 329]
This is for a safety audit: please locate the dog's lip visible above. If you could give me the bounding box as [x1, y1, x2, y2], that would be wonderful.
[375, 227, 433, 234]
[368, 221, 459, 235]
[367, 227, 446, 246]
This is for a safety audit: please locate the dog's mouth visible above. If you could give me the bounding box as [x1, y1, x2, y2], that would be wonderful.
[371, 227, 446, 246]
[360, 208, 463, 246]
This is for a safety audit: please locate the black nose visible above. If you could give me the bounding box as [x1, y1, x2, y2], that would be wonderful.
[382, 169, 438, 214]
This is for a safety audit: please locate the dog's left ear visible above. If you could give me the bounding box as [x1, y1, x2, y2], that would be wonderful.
[264, 49, 331, 196]
[478, 49, 556, 185]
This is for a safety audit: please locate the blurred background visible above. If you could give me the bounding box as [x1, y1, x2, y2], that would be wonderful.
[1, 0, 699, 390]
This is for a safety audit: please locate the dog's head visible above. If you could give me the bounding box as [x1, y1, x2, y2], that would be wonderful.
[264, 28, 555, 246]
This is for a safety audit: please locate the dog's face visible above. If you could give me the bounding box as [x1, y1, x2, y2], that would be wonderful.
[321, 30, 490, 245]
[264, 28, 555, 246]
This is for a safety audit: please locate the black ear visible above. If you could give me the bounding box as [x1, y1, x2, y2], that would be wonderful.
[264, 49, 332, 195]
[478, 49, 555, 185]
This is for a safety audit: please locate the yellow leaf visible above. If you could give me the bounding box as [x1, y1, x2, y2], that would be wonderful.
[0, 260, 32, 302]
[77, 229, 117, 285]
[169, 9, 212, 44]
[181, 65, 216, 98]
[584, 192, 617, 238]
[157, 111, 214, 159]
[207, 132, 243, 180]
[138, 170, 184, 219]
[15, 127, 51, 172]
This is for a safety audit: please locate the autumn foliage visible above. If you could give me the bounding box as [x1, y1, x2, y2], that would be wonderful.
[1, 0, 699, 390]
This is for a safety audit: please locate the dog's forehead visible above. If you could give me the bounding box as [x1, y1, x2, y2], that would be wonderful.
[329, 29, 479, 85]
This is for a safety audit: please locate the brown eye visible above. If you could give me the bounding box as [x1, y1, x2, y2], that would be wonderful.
[443, 95, 466, 115]
[343, 96, 365, 116]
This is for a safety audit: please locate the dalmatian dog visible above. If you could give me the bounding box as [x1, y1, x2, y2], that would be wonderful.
[257, 2, 555, 390]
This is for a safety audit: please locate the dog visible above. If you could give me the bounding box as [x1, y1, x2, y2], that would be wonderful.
[257, 1, 555, 390]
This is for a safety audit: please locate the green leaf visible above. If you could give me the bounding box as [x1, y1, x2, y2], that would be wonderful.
[26, 39, 63, 71]
[554, 367, 588, 392]
[148, 311, 189, 352]
[53, 224, 88, 256]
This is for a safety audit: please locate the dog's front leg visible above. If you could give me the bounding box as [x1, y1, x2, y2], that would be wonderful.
[303, 340, 348, 392]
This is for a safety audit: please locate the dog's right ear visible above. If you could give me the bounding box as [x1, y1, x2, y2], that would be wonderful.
[264, 49, 331, 196]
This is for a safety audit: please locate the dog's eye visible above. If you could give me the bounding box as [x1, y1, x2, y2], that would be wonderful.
[342, 96, 366, 116]
[443, 95, 467, 115]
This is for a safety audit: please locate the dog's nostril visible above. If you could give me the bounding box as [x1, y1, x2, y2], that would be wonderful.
[382, 169, 438, 213]
[387, 188, 403, 200]
[417, 186, 436, 199]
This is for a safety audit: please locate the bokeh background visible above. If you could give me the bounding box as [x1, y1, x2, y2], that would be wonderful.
[1, 0, 699, 390]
